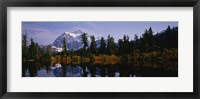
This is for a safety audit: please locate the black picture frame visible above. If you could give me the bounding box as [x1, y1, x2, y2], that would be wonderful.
[0, 0, 199, 99]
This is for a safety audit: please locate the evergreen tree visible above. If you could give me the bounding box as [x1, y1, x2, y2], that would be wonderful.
[142, 29, 149, 49]
[134, 34, 139, 41]
[172, 27, 178, 48]
[107, 35, 111, 54]
[166, 26, 172, 33]
[123, 35, 130, 54]
[107, 35, 115, 55]
[90, 36, 97, 54]
[63, 37, 67, 55]
[141, 27, 154, 50]
[29, 38, 36, 59]
[81, 33, 88, 51]
[118, 39, 124, 55]
[148, 27, 154, 47]
[22, 33, 29, 61]
[134, 34, 139, 49]
[99, 37, 106, 54]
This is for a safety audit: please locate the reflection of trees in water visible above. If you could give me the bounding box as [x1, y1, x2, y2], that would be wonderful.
[23, 58, 178, 77]
[79, 63, 87, 77]
[119, 63, 131, 77]
[119, 55, 132, 77]
[22, 62, 27, 77]
[44, 62, 51, 75]
[88, 63, 95, 77]
[133, 61, 178, 77]
[107, 64, 116, 77]
[99, 64, 106, 77]
[22, 60, 52, 77]
[26, 62, 37, 77]
[61, 64, 66, 77]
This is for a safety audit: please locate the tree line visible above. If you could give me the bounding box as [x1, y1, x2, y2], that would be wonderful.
[60, 26, 178, 57]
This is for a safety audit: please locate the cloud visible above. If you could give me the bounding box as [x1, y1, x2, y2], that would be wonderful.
[22, 25, 59, 45]
[23, 27, 49, 32]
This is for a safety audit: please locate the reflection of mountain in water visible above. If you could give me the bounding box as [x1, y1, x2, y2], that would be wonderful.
[24, 61, 178, 77]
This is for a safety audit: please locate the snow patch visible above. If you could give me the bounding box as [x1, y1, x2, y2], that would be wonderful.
[56, 47, 63, 52]
[65, 32, 81, 37]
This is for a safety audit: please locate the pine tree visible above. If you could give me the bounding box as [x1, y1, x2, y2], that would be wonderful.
[118, 39, 123, 55]
[166, 26, 172, 33]
[90, 36, 96, 54]
[148, 27, 154, 48]
[134, 34, 138, 41]
[29, 38, 35, 59]
[107, 35, 115, 55]
[141, 27, 154, 50]
[63, 37, 67, 55]
[123, 35, 130, 54]
[81, 33, 88, 51]
[22, 33, 29, 61]
[99, 37, 106, 54]
[134, 34, 139, 49]
[166, 26, 172, 48]
[172, 27, 178, 48]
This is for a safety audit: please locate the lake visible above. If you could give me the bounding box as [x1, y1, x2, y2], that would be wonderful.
[23, 61, 178, 77]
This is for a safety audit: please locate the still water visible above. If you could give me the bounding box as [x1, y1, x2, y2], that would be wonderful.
[23, 61, 178, 77]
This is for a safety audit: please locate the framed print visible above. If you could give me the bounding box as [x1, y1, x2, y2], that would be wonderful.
[0, 0, 200, 99]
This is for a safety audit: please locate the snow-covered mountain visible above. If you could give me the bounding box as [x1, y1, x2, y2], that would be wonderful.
[52, 30, 101, 51]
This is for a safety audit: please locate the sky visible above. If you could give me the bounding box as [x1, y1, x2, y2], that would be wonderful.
[22, 22, 178, 45]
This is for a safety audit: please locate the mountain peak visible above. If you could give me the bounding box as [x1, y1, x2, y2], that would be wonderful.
[52, 30, 101, 51]
[64, 30, 84, 38]
[73, 30, 84, 34]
